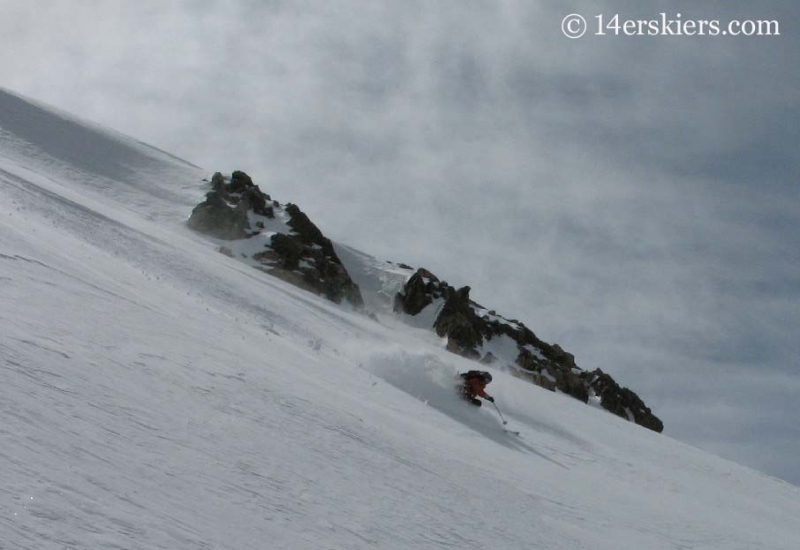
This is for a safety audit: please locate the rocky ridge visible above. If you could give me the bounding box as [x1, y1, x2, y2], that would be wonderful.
[188, 172, 662, 432]
[395, 268, 663, 432]
[188, 171, 364, 308]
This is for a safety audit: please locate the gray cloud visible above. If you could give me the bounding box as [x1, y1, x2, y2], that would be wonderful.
[1, 0, 798, 484]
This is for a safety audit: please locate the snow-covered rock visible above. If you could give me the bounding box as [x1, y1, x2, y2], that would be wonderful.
[189, 171, 364, 309]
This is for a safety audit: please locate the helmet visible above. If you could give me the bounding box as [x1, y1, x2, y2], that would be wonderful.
[481, 372, 493, 383]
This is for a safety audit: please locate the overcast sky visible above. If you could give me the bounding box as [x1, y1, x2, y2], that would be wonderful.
[2, 1, 798, 486]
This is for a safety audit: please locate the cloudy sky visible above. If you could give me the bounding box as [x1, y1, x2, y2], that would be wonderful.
[2, 1, 798, 485]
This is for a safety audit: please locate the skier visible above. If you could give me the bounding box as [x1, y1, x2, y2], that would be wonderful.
[457, 370, 494, 407]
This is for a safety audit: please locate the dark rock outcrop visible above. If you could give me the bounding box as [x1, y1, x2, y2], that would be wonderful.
[271, 203, 363, 307]
[583, 369, 664, 432]
[434, 286, 484, 359]
[394, 267, 663, 432]
[393, 268, 445, 316]
[187, 187, 250, 240]
[189, 171, 363, 309]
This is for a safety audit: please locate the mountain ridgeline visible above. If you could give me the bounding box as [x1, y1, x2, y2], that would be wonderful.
[188, 171, 663, 433]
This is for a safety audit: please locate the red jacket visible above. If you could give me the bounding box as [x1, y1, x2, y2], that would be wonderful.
[463, 377, 492, 400]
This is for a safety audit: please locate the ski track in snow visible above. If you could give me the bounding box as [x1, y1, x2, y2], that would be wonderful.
[2, 88, 800, 549]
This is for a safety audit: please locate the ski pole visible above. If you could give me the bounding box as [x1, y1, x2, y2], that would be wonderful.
[492, 401, 508, 425]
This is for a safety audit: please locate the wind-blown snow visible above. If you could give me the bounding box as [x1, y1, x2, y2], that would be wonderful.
[333, 243, 411, 315]
[482, 333, 522, 364]
[2, 88, 799, 550]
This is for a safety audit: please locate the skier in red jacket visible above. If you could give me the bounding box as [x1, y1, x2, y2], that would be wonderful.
[457, 370, 494, 407]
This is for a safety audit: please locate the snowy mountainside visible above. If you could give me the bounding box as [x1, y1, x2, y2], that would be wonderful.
[339, 243, 663, 432]
[2, 87, 800, 549]
[186, 172, 662, 431]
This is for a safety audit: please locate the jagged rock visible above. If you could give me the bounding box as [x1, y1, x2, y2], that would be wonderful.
[513, 347, 586, 400]
[189, 171, 364, 310]
[543, 344, 576, 369]
[320, 260, 363, 306]
[434, 286, 484, 358]
[393, 265, 663, 432]
[584, 369, 664, 432]
[274, 203, 364, 307]
[211, 171, 226, 193]
[241, 187, 273, 218]
[187, 189, 250, 240]
[393, 268, 442, 315]
[269, 233, 305, 270]
[228, 170, 254, 193]
[553, 368, 589, 403]
[515, 347, 541, 371]
[285, 204, 332, 251]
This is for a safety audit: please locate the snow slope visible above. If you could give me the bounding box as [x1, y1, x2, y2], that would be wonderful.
[2, 87, 799, 550]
